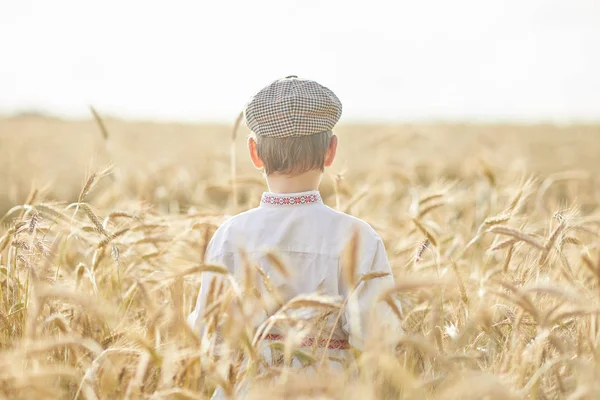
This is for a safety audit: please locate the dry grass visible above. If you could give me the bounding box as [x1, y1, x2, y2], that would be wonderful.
[1, 115, 600, 399]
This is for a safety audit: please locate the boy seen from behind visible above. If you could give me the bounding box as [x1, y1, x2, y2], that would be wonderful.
[188, 76, 401, 373]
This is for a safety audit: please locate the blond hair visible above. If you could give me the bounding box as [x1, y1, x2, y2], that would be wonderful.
[255, 131, 333, 175]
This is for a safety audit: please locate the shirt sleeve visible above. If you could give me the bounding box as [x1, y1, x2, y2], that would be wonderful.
[186, 235, 232, 336]
[341, 235, 403, 350]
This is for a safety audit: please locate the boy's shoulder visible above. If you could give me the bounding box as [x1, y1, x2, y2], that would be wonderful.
[213, 204, 382, 244]
[322, 205, 382, 240]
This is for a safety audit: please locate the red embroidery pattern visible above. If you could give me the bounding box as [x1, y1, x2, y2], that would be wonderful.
[262, 333, 350, 350]
[261, 192, 323, 206]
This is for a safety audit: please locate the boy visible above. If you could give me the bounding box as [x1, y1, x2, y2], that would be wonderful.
[187, 76, 399, 375]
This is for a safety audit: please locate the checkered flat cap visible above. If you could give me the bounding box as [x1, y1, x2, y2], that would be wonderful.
[244, 76, 342, 138]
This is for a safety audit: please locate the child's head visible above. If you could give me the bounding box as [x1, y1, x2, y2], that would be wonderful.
[244, 76, 342, 176]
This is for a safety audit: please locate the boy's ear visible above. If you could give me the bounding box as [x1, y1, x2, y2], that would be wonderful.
[324, 134, 338, 167]
[248, 137, 264, 169]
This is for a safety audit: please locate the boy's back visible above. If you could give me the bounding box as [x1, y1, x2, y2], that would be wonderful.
[188, 190, 395, 349]
[209, 191, 384, 275]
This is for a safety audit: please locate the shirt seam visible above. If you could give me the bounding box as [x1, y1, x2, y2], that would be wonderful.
[210, 250, 342, 258]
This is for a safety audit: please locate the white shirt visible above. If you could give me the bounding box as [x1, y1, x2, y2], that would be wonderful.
[187, 190, 400, 352]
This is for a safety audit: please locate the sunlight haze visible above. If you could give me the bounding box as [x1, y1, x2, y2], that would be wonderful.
[1, 0, 599, 122]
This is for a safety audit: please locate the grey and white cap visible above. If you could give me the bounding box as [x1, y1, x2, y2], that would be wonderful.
[244, 75, 342, 138]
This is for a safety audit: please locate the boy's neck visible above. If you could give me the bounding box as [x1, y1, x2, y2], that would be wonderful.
[265, 170, 323, 194]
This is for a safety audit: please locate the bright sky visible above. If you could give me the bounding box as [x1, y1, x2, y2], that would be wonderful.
[1, 0, 599, 122]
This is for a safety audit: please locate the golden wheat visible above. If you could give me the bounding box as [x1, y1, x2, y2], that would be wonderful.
[1, 117, 600, 399]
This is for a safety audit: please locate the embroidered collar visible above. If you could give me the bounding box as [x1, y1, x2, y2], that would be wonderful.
[260, 191, 323, 207]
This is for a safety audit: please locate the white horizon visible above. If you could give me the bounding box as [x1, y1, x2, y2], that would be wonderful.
[1, 0, 599, 123]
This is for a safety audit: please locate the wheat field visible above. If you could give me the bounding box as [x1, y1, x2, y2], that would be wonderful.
[1, 115, 600, 399]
